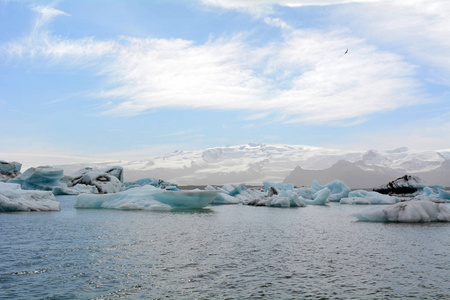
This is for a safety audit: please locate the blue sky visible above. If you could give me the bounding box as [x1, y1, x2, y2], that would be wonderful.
[1, 0, 449, 167]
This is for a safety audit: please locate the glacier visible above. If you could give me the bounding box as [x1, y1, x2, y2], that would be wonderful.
[75, 185, 219, 210]
[0, 182, 60, 212]
[355, 200, 450, 222]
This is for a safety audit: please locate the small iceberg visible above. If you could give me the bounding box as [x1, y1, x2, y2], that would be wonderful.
[0, 182, 60, 212]
[75, 185, 219, 210]
[355, 200, 450, 222]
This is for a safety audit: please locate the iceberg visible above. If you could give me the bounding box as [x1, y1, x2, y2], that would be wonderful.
[124, 177, 178, 190]
[246, 188, 305, 207]
[422, 187, 450, 201]
[374, 175, 429, 195]
[103, 166, 124, 183]
[311, 179, 350, 202]
[355, 200, 450, 222]
[340, 190, 400, 205]
[0, 160, 21, 182]
[263, 182, 294, 193]
[8, 166, 66, 191]
[0, 182, 60, 212]
[301, 188, 330, 205]
[75, 185, 219, 210]
[70, 168, 122, 194]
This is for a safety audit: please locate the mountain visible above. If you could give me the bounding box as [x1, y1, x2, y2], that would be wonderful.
[51, 143, 449, 187]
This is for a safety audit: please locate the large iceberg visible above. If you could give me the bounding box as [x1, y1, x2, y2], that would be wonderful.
[246, 187, 305, 207]
[0, 182, 60, 212]
[0, 160, 21, 182]
[8, 166, 66, 191]
[75, 185, 219, 210]
[340, 190, 400, 205]
[355, 200, 450, 222]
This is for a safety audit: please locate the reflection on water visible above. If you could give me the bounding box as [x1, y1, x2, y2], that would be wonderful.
[1, 196, 449, 299]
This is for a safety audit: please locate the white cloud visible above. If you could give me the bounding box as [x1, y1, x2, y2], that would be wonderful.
[202, 0, 381, 9]
[1, 3, 423, 125]
[336, 0, 450, 85]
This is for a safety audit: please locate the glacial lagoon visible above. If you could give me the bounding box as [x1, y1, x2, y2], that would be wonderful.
[1, 196, 449, 299]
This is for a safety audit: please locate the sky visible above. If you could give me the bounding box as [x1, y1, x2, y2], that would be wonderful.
[1, 0, 449, 168]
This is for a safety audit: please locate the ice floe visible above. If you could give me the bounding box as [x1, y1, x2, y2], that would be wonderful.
[355, 200, 450, 222]
[0, 182, 60, 212]
[75, 185, 219, 210]
[340, 190, 400, 205]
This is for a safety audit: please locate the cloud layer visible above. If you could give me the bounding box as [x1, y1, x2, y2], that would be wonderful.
[2, 3, 425, 124]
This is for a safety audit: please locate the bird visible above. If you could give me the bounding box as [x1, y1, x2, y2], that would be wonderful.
[344, 49, 348, 54]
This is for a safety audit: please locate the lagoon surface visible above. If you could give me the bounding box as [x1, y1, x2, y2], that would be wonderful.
[1, 196, 449, 299]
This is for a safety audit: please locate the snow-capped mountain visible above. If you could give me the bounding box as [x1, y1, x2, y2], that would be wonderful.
[54, 143, 449, 187]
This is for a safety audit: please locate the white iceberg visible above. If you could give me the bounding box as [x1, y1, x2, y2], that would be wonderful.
[340, 190, 400, 205]
[75, 185, 219, 210]
[246, 188, 305, 207]
[355, 200, 450, 222]
[301, 188, 330, 205]
[0, 182, 60, 212]
[70, 168, 122, 194]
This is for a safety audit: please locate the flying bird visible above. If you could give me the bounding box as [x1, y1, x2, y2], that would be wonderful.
[345, 49, 348, 54]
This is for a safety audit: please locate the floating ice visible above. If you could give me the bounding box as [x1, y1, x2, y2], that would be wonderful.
[75, 185, 219, 210]
[263, 182, 294, 193]
[422, 187, 450, 201]
[340, 190, 399, 205]
[311, 179, 350, 202]
[374, 175, 428, 195]
[69, 168, 122, 194]
[0, 160, 21, 182]
[9, 166, 66, 192]
[124, 177, 178, 190]
[207, 184, 251, 204]
[0, 182, 60, 212]
[355, 200, 450, 222]
[103, 166, 124, 183]
[292, 187, 316, 200]
[246, 188, 305, 207]
[301, 188, 330, 205]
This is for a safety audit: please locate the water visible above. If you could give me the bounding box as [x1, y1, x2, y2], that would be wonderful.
[1, 196, 449, 299]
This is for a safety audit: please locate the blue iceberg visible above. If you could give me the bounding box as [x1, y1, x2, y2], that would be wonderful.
[340, 190, 400, 205]
[75, 185, 219, 210]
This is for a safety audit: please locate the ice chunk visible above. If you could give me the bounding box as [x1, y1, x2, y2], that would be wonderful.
[423, 187, 450, 200]
[355, 200, 450, 222]
[71, 169, 122, 194]
[263, 182, 294, 193]
[312, 179, 350, 202]
[301, 188, 330, 205]
[292, 187, 316, 200]
[220, 184, 246, 196]
[213, 193, 242, 204]
[0, 160, 22, 182]
[9, 166, 66, 191]
[246, 189, 305, 207]
[0, 182, 60, 212]
[340, 190, 399, 205]
[102, 166, 124, 183]
[374, 175, 427, 195]
[75, 185, 219, 210]
[124, 177, 178, 190]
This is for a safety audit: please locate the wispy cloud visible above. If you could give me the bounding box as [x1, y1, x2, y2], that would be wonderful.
[1, 3, 423, 125]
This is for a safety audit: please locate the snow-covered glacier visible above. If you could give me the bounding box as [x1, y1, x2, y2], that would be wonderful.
[0, 182, 60, 212]
[75, 185, 219, 210]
